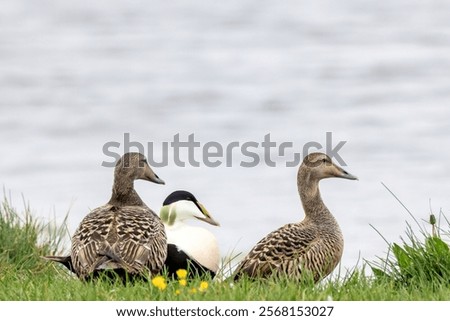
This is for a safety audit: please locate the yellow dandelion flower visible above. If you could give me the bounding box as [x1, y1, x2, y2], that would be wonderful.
[175, 289, 181, 295]
[189, 288, 197, 294]
[176, 269, 188, 279]
[178, 279, 187, 287]
[151, 276, 167, 291]
[199, 281, 209, 292]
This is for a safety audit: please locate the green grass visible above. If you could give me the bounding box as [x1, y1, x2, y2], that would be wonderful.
[1, 194, 450, 301]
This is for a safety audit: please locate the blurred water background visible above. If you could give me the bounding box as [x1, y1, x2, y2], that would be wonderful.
[1, 0, 450, 275]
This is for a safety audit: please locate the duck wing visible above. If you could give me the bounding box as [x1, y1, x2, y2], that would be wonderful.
[233, 223, 319, 280]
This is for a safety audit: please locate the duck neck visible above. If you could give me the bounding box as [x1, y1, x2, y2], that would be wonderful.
[108, 174, 144, 207]
[166, 220, 186, 231]
[297, 168, 333, 223]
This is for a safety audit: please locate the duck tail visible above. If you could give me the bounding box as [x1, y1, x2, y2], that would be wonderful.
[42, 255, 75, 273]
[95, 244, 139, 273]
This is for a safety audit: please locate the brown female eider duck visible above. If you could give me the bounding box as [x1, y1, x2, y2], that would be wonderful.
[45, 152, 167, 281]
[233, 152, 357, 282]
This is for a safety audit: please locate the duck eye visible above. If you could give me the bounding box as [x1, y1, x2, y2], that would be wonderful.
[139, 159, 147, 167]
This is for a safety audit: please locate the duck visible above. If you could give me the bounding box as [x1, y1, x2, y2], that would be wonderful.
[233, 152, 357, 282]
[44, 152, 167, 280]
[160, 190, 220, 278]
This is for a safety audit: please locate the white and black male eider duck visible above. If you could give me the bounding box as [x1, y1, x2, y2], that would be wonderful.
[233, 152, 357, 282]
[160, 190, 220, 278]
[44, 152, 167, 281]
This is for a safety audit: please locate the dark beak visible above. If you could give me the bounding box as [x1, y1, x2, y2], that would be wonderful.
[143, 164, 165, 184]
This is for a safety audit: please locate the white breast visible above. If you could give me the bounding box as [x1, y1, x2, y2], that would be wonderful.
[166, 223, 220, 273]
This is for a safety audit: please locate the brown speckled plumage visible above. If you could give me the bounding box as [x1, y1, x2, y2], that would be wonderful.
[71, 204, 167, 279]
[45, 153, 167, 280]
[233, 153, 357, 282]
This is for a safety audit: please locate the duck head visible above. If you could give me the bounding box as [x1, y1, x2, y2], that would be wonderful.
[160, 190, 220, 227]
[301, 152, 358, 181]
[115, 152, 165, 184]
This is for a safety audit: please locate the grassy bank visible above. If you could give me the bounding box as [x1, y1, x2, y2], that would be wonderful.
[1, 196, 449, 301]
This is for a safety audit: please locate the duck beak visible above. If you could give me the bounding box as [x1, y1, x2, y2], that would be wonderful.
[334, 164, 358, 180]
[195, 202, 220, 226]
[340, 171, 358, 180]
[143, 164, 165, 185]
[149, 174, 165, 185]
